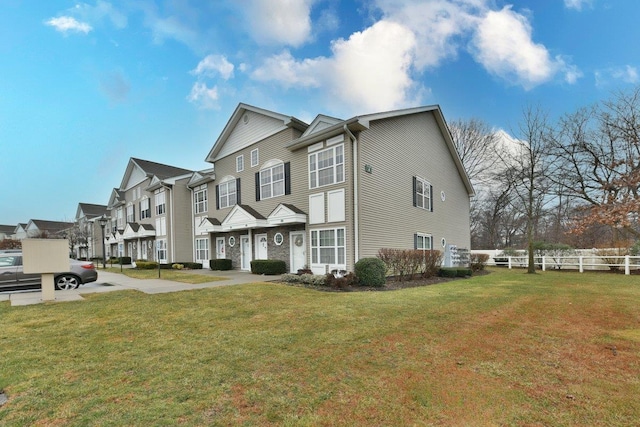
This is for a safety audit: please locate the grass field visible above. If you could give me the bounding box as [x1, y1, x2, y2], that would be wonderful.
[1, 268, 639, 426]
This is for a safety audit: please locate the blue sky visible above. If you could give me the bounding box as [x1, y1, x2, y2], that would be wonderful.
[1, 0, 638, 225]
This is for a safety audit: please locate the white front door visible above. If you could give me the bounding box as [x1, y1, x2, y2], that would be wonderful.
[142, 241, 148, 260]
[290, 232, 306, 273]
[216, 237, 225, 259]
[255, 234, 268, 260]
[241, 236, 251, 270]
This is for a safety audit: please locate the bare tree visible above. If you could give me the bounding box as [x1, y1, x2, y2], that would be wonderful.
[552, 87, 640, 239]
[449, 118, 499, 186]
[498, 105, 556, 273]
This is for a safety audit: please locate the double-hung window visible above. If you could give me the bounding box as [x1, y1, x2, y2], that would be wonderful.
[260, 163, 285, 200]
[415, 233, 433, 251]
[236, 155, 244, 172]
[195, 238, 209, 261]
[414, 176, 432, 211]
[140, 198, 151, 219]
[218, 179, 237, 209]
[156, 239, 167, 263]
[310, 228, 345, 265]
[194, 185, 208, 214]
[309, 144, 344, 189]
[116, 207, 124, 229]
[155, 190, 166, 215]
[126, 205, 135, 223]
[251, 148, 259, 167]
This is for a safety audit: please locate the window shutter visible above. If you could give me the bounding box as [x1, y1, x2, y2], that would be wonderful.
[412, 177, 417, 207]
[284, 162, 291, 195]
[429, 184, 433, 212]
[236, 178, 241, 204]
[132, 206, 135, 222]
[414, 233, 418, 250]
[255, 172, 261, 201]
[215, 185, 220, 210]
[138, 202, 141, 220]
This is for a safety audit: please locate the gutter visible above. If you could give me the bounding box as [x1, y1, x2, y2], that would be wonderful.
[344, 125, 359, 263]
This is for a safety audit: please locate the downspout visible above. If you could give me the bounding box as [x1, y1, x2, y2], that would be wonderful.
[166, 184, 175, 264]
[344, 124, 359, 264]
[189, 186, 196, 263]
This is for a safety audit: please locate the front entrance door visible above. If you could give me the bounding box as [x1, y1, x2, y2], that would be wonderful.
[255, 234, 268, 260]
[290, 232, 306, 273]
[216, 237, 225, 259]
[240, 236, 251, 270]
[142, 241, 148, 260]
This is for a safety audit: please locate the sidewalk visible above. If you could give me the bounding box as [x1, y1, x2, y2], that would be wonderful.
[1, 269, 282, 307]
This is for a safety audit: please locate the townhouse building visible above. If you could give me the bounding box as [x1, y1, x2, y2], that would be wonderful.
[74, 203, 108, 260]
[192, 103, 474, 274]
[105, 158, 194, 263]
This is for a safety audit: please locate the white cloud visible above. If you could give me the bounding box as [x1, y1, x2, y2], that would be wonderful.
[470, 6, 566, 89]
[191, 55, 235, 80]
[187, 82, 220, 109]
[252, 20, 419, 113]
[45, 16, 92, 34]
[243, 0, 315, 46]
[595, 65, 639, 87]
[73, 1, 127, 29]
[564, 0, 593, 11]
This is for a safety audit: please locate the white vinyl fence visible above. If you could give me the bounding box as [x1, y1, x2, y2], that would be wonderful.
[472, 250, 640, 275]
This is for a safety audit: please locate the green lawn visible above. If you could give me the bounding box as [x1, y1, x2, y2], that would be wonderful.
[102, 267, 226, 284]
[1, 268, 639, 426]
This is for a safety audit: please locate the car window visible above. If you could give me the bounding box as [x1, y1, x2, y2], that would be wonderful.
[0, 256, 17, 267]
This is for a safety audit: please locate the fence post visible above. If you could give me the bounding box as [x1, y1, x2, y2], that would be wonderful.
[508, 256, 512, 269]
[579, 256, 583, 273]
[541, 256, 546, 271]
[625, 255, 630, 275]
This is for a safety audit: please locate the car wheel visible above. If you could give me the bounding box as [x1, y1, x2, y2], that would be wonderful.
[55, 275, 80, 290]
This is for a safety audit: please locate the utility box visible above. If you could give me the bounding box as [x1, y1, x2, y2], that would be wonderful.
[22, 239, 69, 301]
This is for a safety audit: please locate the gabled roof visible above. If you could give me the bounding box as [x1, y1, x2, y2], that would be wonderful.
[0, 224, 15, 234]
[107, 188, 126, 209]
[187, 168, 216, 188]
[205, 103, 308, 163]
[286, 105, 474, 196]
[26, 219, 74, 234]
[301, 114, 344, 137]
[76, 203, 108, 220]
[120, 157, 193, 191]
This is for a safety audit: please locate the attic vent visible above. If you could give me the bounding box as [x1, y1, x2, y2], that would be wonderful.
[243, 114, 249, 124]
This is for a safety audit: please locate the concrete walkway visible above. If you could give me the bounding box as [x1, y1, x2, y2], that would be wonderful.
[0, 269, 282, 307]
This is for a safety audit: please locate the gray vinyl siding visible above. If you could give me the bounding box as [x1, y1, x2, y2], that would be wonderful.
[357, 112, 471, 259]
[171, 177, 195, 262]
[215, 111, 289, 160]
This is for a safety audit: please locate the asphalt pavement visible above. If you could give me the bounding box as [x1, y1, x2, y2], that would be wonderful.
[0, 269, 282, 307]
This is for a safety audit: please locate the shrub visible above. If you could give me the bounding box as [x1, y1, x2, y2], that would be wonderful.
[135, 261, 158, 270]
[470, 253, 490, 271]
[172, 263, 184, 270]
[210, 259, 233, 271]
[355, 257, 386, 287]
[438, 268, 458, 278]
[173, 262, 202, 269]
[420, 250, 443, 278]
[251, 259, 287, 275]
[456, 268, 472, 277]
[325, 272, 358, 289]
[280, 273, 326, 286]
[118, 256, 132, 265]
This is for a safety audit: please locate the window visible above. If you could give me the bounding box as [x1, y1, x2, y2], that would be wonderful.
[156, 239, 167, 263]
[414, 176, 432, 211]
[218, 180, 237, 209]
[116, 207, 124, 229]
[155, 217, 166, 236]
[140, 198, 151, 219]
[415, 233, 433, 251]
[126, 205, 135, 223]
[195, 238, 209, 261]
[155, 190, 166, 215]
[309, 144, 344, 188]
[251, 148, 259, 167]
[311, 228, 345, 265]
[260, 163, 285, 200]
[194, 185, 208, 214]
[236, 155, 244, 172]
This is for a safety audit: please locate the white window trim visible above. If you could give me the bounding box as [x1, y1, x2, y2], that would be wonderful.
[309, 143, 345, 189]
[259, 163, 285, 200]
[415, 176, 432, 211]
[236, 155, 244, 172]
[155, 189, 166, 216]
[195, 238, 209, 262]
[310, 227, 346, 268]
[416, 233, 433, 250]
[194, 186, 208, 214]
[218, 179, 237, 209]
[251, 148, 259, 167]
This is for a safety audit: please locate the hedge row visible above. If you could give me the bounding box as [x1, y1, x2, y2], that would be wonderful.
[251, 259, 287, 275]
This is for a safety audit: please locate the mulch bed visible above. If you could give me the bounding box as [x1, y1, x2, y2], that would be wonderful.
[277, 269, 490, 292]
